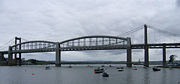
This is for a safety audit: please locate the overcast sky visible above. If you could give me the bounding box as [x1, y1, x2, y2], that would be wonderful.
[0, 0, 180, 61]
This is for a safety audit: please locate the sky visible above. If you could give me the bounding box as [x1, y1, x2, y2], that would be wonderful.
[0, 0, 180, 61]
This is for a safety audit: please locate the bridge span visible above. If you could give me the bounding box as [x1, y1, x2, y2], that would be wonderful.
[1, 24, 180, 67]
[1, 36, 180, 67]
[0, 35, 132, 67]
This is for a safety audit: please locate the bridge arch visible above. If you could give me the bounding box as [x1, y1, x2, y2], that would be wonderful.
[11, 40, 56, 51]
[7, 35, 132, 67]
[56, 35, 132, 67]
[59, 35, 130, 50]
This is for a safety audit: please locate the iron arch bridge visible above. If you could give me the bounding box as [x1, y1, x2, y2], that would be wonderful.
[4, 35, 132, 67]
[11, 41, 56, 53]
[59, 35, 130, 51]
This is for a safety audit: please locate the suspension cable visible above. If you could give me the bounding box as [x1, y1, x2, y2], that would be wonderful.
[120, 25, 144, 36]
[148, 25, 180, 37]
[0, 37, 15, 50]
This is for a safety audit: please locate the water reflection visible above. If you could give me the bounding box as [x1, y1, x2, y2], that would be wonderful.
[143, 68, 150, 84]
[126, 68, 133, 84]
[161, 69, 167, 84]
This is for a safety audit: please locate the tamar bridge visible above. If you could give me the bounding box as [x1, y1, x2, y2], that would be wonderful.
[0, 24, 180, 67]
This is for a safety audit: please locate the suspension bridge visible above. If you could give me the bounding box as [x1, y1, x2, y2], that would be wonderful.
[0, 24, 180, 67]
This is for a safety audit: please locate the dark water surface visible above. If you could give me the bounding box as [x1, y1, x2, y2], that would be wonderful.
[0, 65, 180, 84]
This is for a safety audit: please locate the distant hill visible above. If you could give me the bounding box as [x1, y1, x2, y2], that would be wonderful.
[2, 59, 179, 65]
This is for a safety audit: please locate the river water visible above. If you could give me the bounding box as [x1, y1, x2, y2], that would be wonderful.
[0, 65, 180, 84]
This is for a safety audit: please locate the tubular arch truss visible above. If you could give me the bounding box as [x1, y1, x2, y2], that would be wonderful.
[11, 41, 56, 51]
[11, 35, 131, 52]
[59, 35, 130, 51]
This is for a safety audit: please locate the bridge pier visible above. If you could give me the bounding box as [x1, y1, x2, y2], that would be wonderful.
[56, 43, 61, 67]
[144, 46, 149, 67]
[14, 53, 22, 66]
[127, 37, 132, 67]
[163, 44, 167, 67]
[8, 46, 13, 66]
[0, 53, 7, 65]
[0, 53, 3, 58]
[14, 37, 22, 66]
[0, 53, 5, 61]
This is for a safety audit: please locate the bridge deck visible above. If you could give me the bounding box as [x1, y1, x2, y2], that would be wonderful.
[132, 43, 180, 49]
[1, 43, 180, 54]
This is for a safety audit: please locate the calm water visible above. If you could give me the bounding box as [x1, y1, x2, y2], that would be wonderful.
[0, 65, 180, 84]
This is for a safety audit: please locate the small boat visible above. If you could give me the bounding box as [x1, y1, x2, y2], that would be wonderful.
[152, 67, 161, 71]
[117, 68, 124, 71]
[102, 72, 109, 77]
[45, 66, 50, 70]
[109, 65, 112, 67]
[68, 65, 72, 68]
[94, 67, 104, 74]
[116, 67, 124, 69]
[100, 68, 104, 70]
[101, 65, 105, 67]
[117, 66, 124, 71]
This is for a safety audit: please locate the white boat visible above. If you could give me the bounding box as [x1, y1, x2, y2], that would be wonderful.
[117, 68, 124, 71]
[94, 67, 104, 73]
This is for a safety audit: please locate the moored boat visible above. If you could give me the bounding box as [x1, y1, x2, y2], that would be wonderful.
[94, 67, 104, 73]
[45, 66, 50, 70]
[116, 66, 124, 69]
[68, 65, 72, 68]
[117, 68, 124, 71]
[102, 72, 109, 77]
[152, 67, 161, 71]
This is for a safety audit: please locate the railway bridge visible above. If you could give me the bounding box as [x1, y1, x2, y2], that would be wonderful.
[1, 24, 180, 67]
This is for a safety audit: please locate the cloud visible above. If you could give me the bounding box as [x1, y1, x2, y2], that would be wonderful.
[177, 0, 180, 7]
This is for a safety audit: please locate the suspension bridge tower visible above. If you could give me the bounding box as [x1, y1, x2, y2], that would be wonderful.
[14, 37, 22, 66]
[8, 37, 22, 66]
[144, 24, 149, 67]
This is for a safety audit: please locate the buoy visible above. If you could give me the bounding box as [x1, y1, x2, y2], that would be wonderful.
[94, 72, 96, 74]
[32, 73, 35, 75]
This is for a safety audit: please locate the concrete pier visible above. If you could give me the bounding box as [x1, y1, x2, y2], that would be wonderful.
[127, 37, 132, 67]
[163, 44, 167, 67]
[0, 53, 5, 61]
[56, 43, 61, 67]
[14, 37, 22, 66]
[8, 46, 13, 65]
